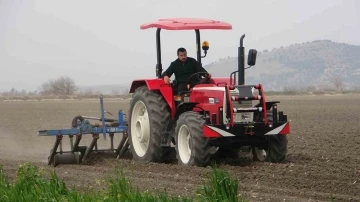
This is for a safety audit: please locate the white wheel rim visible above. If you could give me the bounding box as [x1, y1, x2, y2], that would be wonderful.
[178, 125, 191, 164]
[131, 101, 150, 157]
[254, 147, 267, 161]
[209, 146, 219, 154]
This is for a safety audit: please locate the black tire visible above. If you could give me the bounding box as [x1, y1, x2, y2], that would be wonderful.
[175, 111, 211, 167]
[71, 115, 84, 128]
[214, 147, 239, 159]
[128, 86, 170, 163]
[252, 111, 275, 162]
[265, 110, 288, 163]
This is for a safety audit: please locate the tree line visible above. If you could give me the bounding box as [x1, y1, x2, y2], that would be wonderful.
[1, 76, 129, 97]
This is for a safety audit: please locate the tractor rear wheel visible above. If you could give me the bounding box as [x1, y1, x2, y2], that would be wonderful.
[175, 111, 211, 167]
[128, 86, 170, 163]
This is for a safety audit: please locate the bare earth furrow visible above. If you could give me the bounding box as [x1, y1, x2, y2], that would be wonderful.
[1, 95, 360, 201]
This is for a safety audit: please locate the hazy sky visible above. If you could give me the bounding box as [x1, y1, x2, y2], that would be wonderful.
[0, 0, 359, 91]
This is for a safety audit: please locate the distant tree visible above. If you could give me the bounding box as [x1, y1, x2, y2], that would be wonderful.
[351, 85, 360, 92]
[121, 87, 129, 95]
[27, 90, 37, 96]
[19, 89, 27, 96]
[39, 76, 78, 96]
[282, 86, 298, 95]
[78, 88, 95, 97]
[10, 88, 17, 96]
[111, 89, 120, 95]
[306, 85, 316, 92]
[329, 76, 344, 91]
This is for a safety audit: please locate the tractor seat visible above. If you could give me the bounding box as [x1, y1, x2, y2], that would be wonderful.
[171, 80, 192, 96]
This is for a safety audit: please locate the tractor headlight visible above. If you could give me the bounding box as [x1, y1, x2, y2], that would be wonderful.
[234, 112, 252, 123]
[208, 98, 219, 104]
[241, 114, 250, 120]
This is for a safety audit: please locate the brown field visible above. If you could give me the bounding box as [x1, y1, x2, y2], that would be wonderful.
[0, 94, 359, 202]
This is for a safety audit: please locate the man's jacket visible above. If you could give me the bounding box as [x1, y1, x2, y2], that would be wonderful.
[162, 57, 208, 83]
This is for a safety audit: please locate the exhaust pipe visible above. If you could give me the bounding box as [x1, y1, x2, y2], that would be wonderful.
[238, 34, 245, 85]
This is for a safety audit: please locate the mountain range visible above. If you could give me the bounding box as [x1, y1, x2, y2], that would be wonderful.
[204, 40, 360, 91]
[80, 40, 360, 93]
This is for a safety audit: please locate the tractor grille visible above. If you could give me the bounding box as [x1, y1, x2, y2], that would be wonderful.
[229, 88, 255, 123]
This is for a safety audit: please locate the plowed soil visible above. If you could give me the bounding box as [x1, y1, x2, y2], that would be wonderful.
[1, 95, 359, 202]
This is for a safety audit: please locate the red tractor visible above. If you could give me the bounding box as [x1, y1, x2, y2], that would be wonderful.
[128, 18, 290, 167]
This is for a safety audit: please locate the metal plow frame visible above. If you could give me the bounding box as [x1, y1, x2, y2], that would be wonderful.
[38, 95, 129, 167]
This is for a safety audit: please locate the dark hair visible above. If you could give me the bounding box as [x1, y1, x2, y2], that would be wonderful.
[177, 47, 186, 55]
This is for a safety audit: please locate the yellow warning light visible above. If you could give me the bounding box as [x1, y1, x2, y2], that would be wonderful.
[174, 95, 182, 101]
[202, 41, 209, 51]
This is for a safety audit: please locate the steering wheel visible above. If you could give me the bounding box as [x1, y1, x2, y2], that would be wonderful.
[188, 72, 211, 86]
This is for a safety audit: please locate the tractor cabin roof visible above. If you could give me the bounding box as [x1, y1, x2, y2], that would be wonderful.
[140, 18, 232, 30]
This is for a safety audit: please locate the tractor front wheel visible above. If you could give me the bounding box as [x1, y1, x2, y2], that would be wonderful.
[128, 86, 170, 163]
[175, 111, 211, 167]
[266, 133, 288, 163]
[266, 110, 288, 163]
[252, 110, 288, 163]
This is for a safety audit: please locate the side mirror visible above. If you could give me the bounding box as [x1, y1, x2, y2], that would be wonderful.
[247, 49, 257, 66]
[201, 41, 209, 58]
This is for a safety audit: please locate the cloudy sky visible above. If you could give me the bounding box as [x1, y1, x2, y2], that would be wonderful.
[0, 0, 359, 91]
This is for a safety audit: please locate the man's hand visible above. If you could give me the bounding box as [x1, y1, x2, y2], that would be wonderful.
[205, 73, 212, 78]
[163, 76, 171, 84]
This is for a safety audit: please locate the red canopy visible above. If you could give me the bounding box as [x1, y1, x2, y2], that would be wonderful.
[140, 18, 232, 30]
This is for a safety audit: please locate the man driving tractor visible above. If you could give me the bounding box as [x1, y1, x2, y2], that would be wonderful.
[162, 47, 212, 94]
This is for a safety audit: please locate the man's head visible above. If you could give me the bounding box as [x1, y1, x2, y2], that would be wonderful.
[177, 47, 187, 62]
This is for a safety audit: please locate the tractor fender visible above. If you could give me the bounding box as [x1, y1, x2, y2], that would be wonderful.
[129, 79, 176, 118]
[174, 102, 199, 120]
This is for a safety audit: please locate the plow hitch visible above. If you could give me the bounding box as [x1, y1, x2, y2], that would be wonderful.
[38, 95, 129, 167]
